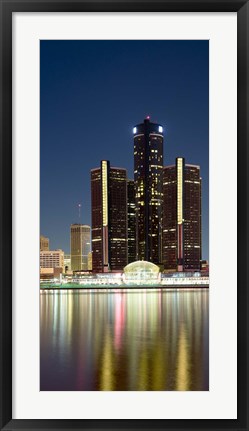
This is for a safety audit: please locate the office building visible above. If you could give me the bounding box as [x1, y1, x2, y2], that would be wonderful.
[40, 235, 49, 251]
[133, 117, 164, 264]
[201, 260, 209, 273]
[88, 251, 92, 271]
[64, 254, 71, 272]
[91, 160, 127, 272]
[70, 224, 91, 271]
[127, 179, 136, 263]
[163, 158, 202, 271]
[40, 249, 64, 271]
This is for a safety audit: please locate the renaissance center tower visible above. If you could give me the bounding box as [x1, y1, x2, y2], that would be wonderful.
[133, 117, 164, 264]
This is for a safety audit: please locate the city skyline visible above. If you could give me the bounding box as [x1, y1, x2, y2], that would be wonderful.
[41, 40, 209, 259]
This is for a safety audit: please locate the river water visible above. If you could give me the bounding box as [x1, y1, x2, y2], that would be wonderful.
[40, 289, 209, 391]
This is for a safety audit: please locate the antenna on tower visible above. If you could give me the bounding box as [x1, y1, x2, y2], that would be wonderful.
[78, 203, 82, 221]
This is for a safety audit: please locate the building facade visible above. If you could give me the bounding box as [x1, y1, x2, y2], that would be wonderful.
[64, 254, 71, 272]
[91, 160, 127, 272]
[133, 118, 164, 264]
[70, 224, 91, 271]
[40, 235, 49, 251]
[40, 249, 64, 271]
[163, 158, 202, 271]
[87, 251, 92, 271]
[127, 180, 136, 263]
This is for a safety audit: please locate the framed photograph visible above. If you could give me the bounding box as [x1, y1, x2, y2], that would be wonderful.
[0, 1, 248, 430]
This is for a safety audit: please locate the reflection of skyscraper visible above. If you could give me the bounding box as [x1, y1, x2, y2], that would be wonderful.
[91, 160, 127, 272]
[70, 224, 91, 271]
[133, 118, 164, 264]
[127, 180, 136, 263]
[163, 158, 202, 271]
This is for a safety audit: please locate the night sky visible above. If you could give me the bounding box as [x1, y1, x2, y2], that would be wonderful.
[40, 40, 209, 260]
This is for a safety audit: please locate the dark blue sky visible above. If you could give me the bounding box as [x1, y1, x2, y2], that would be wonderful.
[40, 40, 209, 259]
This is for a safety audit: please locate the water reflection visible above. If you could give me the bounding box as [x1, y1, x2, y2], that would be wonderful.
[40, 289, 209, 391]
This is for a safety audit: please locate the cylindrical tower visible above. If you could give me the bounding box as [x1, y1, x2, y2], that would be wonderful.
[133, 117, 164, 264]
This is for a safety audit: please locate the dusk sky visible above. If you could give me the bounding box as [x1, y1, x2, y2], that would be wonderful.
[40, 40, 209, 260]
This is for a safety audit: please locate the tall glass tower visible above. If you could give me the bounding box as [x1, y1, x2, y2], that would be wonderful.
[133, 118, 164, 264]
[91, 160, 127, 272]
[127, 179, 136, 263]
[162, 158, 202, 271]
[70, 224, 91, 271]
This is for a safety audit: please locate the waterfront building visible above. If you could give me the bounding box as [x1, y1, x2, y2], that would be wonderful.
[40, 267, 62, 280]
[133, 117, 164, 264]
[123, 260, 160, 286]
[40, 249, 64, 271]
[42, 263, 209, 288]
[70, 224, 91, 271]
[127, 179, 136, 263]
[163, 157, 202, 271]
[40, 235, 49, 251]
[91, 160, 127, 272]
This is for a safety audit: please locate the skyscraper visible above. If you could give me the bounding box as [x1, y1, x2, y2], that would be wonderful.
[163, 157, 202, 271]
[40, 235, 49, 251]
[133, 118, 164, 264]
[127, 180, 136, 263]
[91, 160, 127, 272]
[70, 224, 91, 271]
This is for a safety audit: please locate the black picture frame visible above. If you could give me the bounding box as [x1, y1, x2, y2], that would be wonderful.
[0, 1, 248, 430]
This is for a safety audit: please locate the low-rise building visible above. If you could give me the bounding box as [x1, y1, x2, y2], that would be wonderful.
[40, 249, 64, 272]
